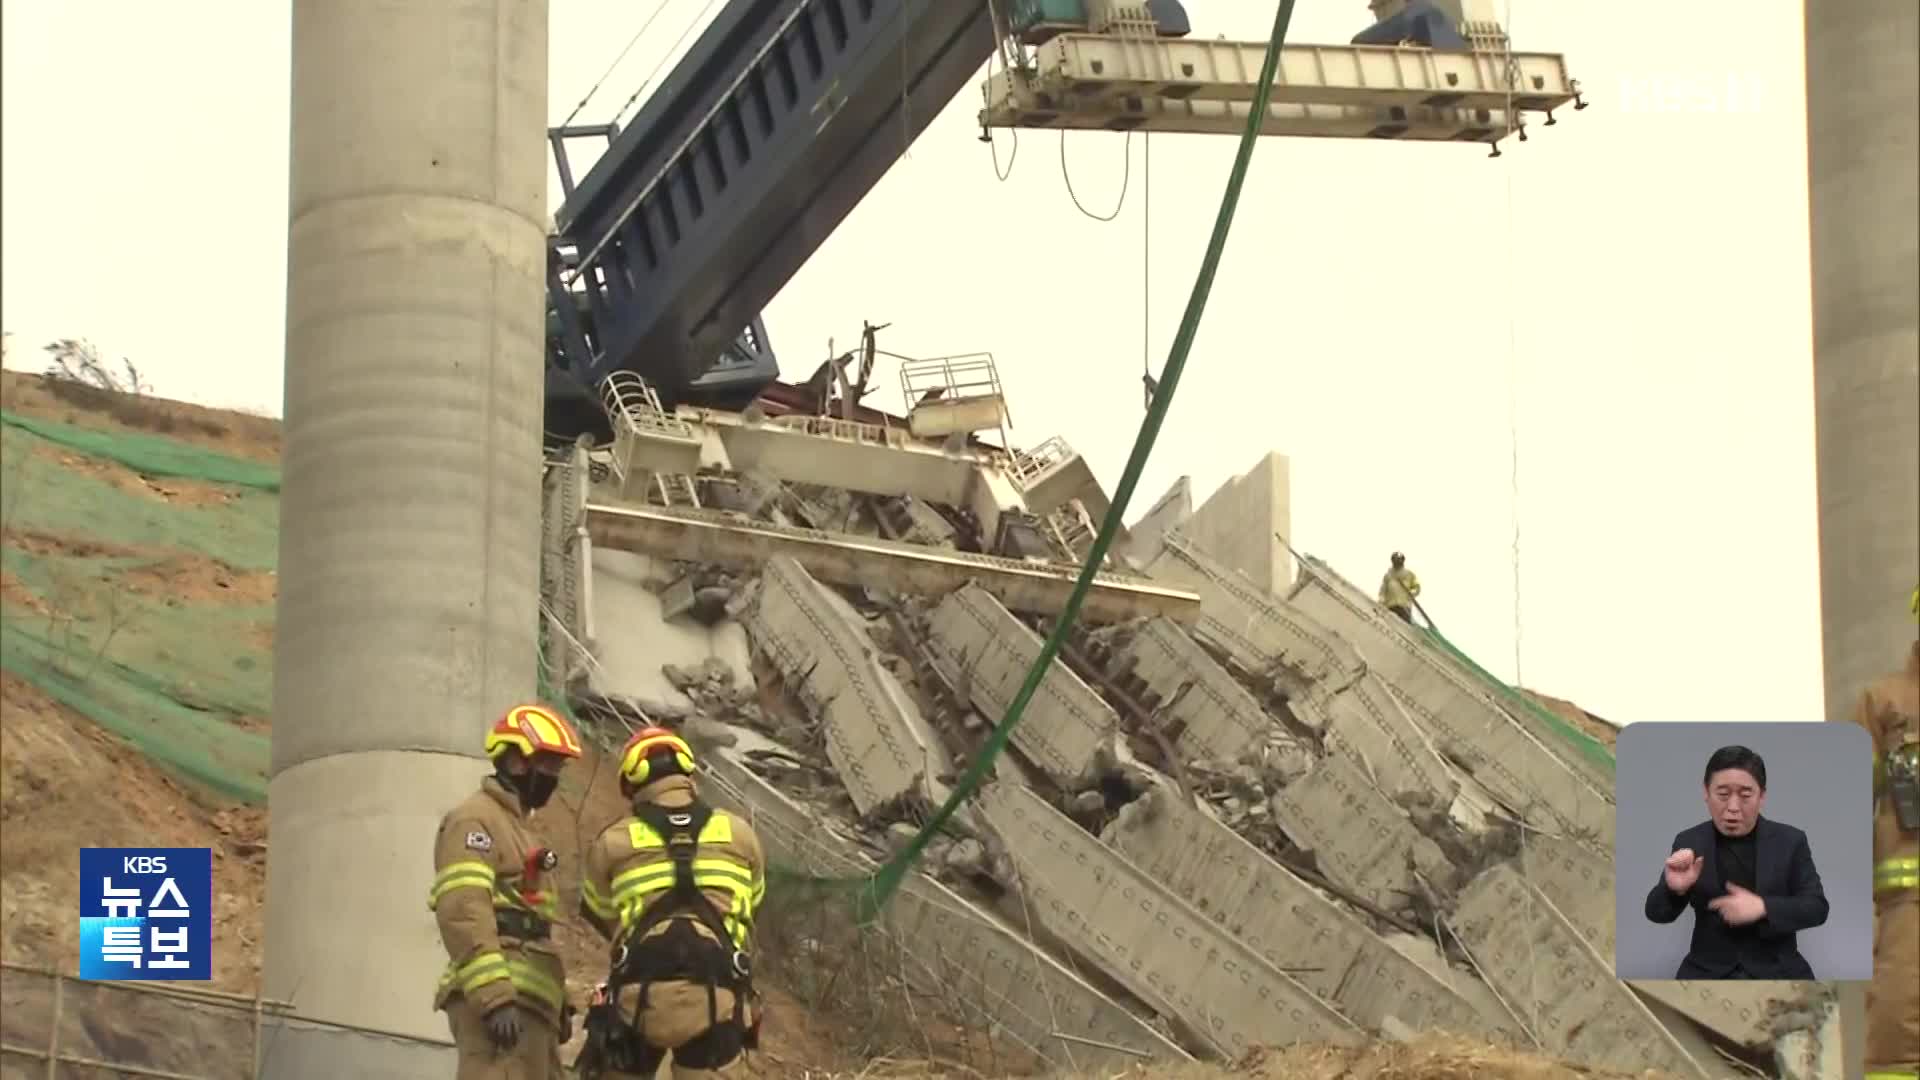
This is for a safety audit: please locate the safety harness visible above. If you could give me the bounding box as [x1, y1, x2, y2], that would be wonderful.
[585, 798, 754, 1073]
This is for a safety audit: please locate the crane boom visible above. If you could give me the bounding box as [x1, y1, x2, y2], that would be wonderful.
[542, 0, 1581, 443]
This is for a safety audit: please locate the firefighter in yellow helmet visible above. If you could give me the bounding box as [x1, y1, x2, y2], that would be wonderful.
[1379, 551, 1421, 623]
[1839, 588, 1919, 1078]
[575, 726, 767, 1079]
[429, 703, 584, 1079]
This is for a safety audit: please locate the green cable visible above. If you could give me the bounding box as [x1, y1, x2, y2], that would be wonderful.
[854, 0, 1301, 924]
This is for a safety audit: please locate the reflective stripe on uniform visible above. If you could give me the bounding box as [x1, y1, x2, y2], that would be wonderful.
[581, 874, 616, 920]
[428, 860, 495, 909]
[614, 814, 761, 948]
[1875, 854, 1919, 896]
[1863, 1071, 1919, 1079]
[435, 949, 566, 1012]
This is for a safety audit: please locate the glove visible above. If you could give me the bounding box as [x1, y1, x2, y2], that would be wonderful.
[560, 1002, 577, 1044]
[483, 1002, 522, 1051]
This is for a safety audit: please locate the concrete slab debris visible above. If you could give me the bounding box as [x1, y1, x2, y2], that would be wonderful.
[1102, 786, 1518, 1040]
[970, 781, 1362, 1059]
[695, 751, 1188, 1070]
[924, 584, 1123, 788]
[586, 502, 1200, 624]
[738, 556, 948, 817]
[1286, 561, 1614, 846]
[1267, 753, 1456, 912]
[1177, 452, 1292, 595]
[1086, 616, 1277, 764]
[1143, 538, 1456, 803]
[1448, 864, 1727, 1079]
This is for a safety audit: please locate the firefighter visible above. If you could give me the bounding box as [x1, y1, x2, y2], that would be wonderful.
[1379, 551, 1421, 623]
[1842, 589, 1919, 1079]
[575, 726, 768, 1079]
[429, 702, 584, 1079]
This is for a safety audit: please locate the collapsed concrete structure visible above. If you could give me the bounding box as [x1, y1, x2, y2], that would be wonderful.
[537, 373, 1828, 1078]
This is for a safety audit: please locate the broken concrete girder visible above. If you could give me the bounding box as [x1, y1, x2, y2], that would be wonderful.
[1086, 616, 1278, 764]
[585, 502, 1200, 624]
[1486, 833, 1809, 1054]
[1447, 864, 1729, 1078]
[671, 405, 1030, 540]
[695, 749, 1188, 1070]
[1268, 753, 1456, 912]
[924, 584, 1123, 788]
[1143, 538, 1455, 802]
[587, 549, 755, 719]
[970, 781, 1361, 1058]
[1103, 785, 1517, 1040]
[1285, 560, 1614, 846]
[738, 557, 948, 817]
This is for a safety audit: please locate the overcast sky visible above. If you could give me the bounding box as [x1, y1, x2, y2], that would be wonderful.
[0, 1, 1823, 726]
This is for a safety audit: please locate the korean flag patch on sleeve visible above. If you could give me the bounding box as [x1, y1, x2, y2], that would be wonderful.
[465, 829, 493, 853]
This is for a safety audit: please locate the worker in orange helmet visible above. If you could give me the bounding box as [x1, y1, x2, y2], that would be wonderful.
[1837, 587, 1919, 1078]
[574, 726, 767, 1079]
[428, 702, 584, 1079]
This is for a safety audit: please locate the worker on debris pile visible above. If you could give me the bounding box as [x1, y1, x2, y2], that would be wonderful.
[429, 703, 584, 1079]
[1841, 586, 1919, 1078]
[1379, 551, 1421, 623]
[575, 725, 768, 1079]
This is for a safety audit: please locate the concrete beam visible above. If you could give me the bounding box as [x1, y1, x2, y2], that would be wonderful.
[585, 502, 1200, 625]
[1093, 616, 1278, 763]
[737, 556, 947, 817]
[647, 406, 1031, 539]
[1268, 753, 1455, 912]
[1143, 539, 1455, 802]
[1103, 786, 1517, 1040]
[1179, 454, 1292, 594]
[1287, 560, 1613, 844]
[971, 781, 1361, 1058]
[1449, 865, 1726, 1078]
[923, 584, 1123, 788]
[695, 750, 1189, 1070]
[269, 0, 548, 1051]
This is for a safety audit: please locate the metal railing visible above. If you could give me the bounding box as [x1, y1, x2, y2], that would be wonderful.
[1011, 435, 1076, 487]
[0, 961, 453, 1080]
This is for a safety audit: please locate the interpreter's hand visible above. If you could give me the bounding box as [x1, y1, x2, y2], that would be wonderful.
[1663, 849, 1702, 894]
[483, 1002, 523, 1051]
[1708, 883, 1767, 927]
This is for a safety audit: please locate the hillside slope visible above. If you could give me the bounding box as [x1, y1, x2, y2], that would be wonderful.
[0, 369, 1660, 1079]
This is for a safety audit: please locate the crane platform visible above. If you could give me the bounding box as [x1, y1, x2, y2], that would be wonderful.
[983, 35, 1579, 141]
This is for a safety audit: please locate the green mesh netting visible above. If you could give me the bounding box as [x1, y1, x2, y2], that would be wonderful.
[1, 413, 280, 803]
[0, 409, 280, 492]
[1422, 625, 1616, 777]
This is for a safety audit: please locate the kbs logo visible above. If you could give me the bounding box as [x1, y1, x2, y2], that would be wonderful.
[78, 847, 212, 981]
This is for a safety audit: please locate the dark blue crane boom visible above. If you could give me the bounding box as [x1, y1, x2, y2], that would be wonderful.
[543, 0, 1002, 442]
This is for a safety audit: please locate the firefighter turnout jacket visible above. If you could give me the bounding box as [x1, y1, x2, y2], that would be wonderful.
[1845, 638, 1920, 1076]
[428, 776, 570, 1029]
[580, 775, 766, 1034]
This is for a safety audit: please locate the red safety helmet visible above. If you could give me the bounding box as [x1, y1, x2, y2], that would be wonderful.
[618, 726, 696, 787]
[484, 703, 584, 762]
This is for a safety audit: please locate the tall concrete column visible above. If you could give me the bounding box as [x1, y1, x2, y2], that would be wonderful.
[1803, 2, 1918, 1074]
[266, 0, 549, 1072]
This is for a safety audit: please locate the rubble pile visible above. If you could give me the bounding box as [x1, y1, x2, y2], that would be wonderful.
[542, 408, 1821, 1078]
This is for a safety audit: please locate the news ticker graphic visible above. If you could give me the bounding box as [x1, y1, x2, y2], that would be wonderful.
[78, 847, 212, 981]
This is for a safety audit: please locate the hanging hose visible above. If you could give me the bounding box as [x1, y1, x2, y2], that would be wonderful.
[854, 0, 1301, 923]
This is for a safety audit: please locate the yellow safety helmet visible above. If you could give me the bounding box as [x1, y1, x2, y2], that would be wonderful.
[619, 726, 696, 787]
[484, 703, 584, 762]
[1910, 583, 1918, 622]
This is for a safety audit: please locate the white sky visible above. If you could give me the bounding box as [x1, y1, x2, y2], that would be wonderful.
[0, 1, 1822, 726]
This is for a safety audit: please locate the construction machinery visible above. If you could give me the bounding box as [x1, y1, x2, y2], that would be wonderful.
[541, 0, 1582, 442]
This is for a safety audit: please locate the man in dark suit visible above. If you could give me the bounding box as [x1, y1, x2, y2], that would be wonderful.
[1644, 744, 1831, 979]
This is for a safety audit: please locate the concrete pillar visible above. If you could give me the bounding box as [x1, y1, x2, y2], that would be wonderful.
[1803, 2, 1919, 1073]
[266, 0, 549, 1070]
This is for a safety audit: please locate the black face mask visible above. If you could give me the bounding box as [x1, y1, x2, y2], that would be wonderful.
[502, 767, 560, 811]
